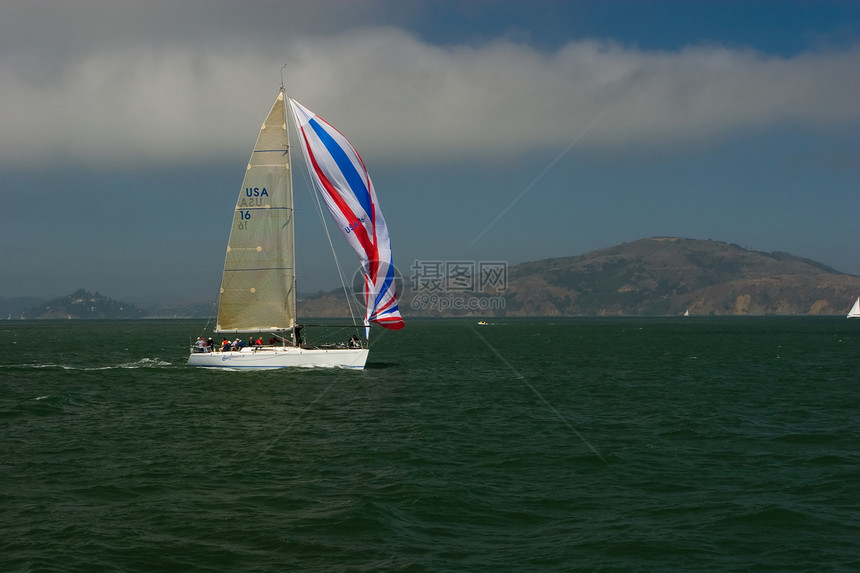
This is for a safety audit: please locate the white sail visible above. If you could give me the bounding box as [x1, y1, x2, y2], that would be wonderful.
[848, 297, 860, 319]
[216, 92, 296, 333]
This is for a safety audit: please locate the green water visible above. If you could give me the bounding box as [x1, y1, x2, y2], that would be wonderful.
[1, 318, 858, 571]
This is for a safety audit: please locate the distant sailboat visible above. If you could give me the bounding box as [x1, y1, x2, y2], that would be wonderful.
[848, 297, 860, 319]
[188, 81, 404, 369]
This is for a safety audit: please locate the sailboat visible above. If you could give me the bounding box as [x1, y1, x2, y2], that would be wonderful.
[848, 297, 860, 319]
[188, 83, 404, 369]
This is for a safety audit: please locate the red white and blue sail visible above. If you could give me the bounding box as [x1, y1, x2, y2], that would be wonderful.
[289, 98, 405, 332]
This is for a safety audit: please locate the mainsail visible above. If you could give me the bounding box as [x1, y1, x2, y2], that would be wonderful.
[216, 92, 296, 332]
[289, 99, 405, 332]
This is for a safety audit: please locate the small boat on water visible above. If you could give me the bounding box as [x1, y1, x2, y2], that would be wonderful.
[848, 297, 860, 319]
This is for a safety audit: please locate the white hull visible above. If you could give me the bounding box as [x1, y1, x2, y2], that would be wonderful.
[188, 346, 369, 370]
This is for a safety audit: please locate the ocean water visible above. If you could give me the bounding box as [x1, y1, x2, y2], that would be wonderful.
[1, 317, 858, 572]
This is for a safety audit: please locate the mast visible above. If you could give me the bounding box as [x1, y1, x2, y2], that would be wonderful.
[281, 67, 298, 328]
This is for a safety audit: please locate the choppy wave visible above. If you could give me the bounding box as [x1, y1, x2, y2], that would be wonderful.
[117, 358, 172, 368]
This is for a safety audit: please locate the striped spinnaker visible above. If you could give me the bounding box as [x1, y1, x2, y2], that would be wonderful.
[289, 98, 405, 332]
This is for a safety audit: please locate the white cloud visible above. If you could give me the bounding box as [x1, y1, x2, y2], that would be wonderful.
[1, 25, 858, 169]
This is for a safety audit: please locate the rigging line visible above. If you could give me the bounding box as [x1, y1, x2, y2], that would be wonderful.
[255, 327, 387, 460]
[467, 110, 606, 250]
[253, 322, 385, 458]
[256, 371, 343, 459]
[284, 89, 360, 327]
[199, 294, 218, 338]
[468, 324, 608, 464]
[297, 139, 361, 327]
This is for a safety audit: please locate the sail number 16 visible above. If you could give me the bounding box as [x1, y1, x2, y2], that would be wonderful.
[237, 210, 251, 230]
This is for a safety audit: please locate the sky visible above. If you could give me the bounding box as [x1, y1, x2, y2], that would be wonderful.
[1, 0, 858, 304]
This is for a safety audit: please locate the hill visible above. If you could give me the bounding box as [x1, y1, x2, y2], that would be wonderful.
[398, 237, 860, 317]
[500, 237, 859, 316]
[21, 289, 145, 319]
